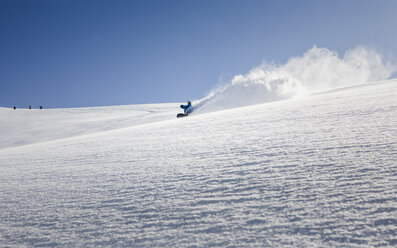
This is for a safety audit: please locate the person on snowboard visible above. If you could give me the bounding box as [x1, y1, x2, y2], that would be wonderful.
[180, 99, 193, 115]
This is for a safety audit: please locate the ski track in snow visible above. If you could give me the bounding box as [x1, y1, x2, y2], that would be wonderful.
[1, 80, 397, 247]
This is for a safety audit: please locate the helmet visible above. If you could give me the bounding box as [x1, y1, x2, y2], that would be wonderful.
[187, 99, 192, 104]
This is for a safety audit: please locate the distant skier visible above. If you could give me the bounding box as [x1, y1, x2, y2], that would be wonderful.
[180, 99, 193, 115]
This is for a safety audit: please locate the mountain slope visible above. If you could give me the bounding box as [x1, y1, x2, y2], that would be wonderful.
[0, 103, 177, 150]
[0, 79, 396, 247]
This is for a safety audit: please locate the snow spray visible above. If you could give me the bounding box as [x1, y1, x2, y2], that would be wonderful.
[194, 46, 396, 113]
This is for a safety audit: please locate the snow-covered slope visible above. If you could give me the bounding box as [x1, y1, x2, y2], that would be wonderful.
[0, 103, 176, 150]
[0, 79, 396, 247]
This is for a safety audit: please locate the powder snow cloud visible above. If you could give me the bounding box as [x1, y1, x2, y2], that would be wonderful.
[195, 46, 396, 112]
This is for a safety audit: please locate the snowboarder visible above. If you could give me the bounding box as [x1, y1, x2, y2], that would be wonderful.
[177, 100, 193, 118]
[180, 99, 193, 115]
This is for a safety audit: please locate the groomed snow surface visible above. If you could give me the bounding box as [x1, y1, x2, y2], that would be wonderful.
[1, 79, 397, 247]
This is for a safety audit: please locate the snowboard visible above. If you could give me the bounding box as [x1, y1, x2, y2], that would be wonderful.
[177, 113, 188, 118]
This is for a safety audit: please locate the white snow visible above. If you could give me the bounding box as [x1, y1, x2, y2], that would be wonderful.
[0, 79, 397, 247]
[0, 103, 177, 150]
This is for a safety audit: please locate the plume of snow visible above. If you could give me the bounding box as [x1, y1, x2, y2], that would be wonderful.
[194, 46, 396, 113]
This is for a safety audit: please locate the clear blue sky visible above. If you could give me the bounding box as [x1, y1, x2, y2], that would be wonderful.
[1, 0, 396, 108]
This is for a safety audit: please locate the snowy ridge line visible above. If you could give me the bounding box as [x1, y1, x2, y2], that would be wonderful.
[0, 103, 178, 151]
[0, 101, 248, 153]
